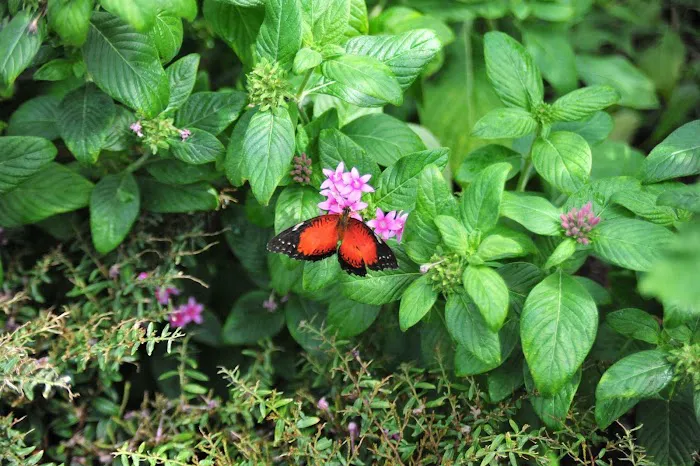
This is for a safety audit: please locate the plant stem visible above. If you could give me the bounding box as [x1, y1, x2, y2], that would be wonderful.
[125, 153, 150, 173]
[296, 68, 314, 125]
[516, 159, 533, 192]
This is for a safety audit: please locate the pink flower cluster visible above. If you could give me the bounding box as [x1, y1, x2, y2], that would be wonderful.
[130, 121, 144, 138]
[560, 202, 601, 245]
[291, 153, 312, 184]
[366, 208, 408, 241]
[155, 286, 180, 305]
[169, 297, 204, 328]
[178, 128, 191, 141]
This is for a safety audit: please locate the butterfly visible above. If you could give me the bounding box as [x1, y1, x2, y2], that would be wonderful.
[267, 208, 399, 276]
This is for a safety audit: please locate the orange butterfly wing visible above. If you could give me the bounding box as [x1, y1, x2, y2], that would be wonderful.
[338, 218, 398, 276]
[267, 215, 340, 261]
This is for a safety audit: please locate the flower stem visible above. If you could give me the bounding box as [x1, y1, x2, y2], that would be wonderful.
[126, 153, 150, 173]
[296, 68, 315, 125]
[516, 159, 533, 192]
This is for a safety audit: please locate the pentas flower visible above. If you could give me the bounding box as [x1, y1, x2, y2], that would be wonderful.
[178, 128, 191, 141]
[136, 272, 149, 281]
[291, 153, 312, 184]
[262, 293, 278, 311]
[340, 167, 374, 201]
[318, 162, 373, 220]
[560, 202, 601, 245]
[155, 286, 180, 305]
[366, 208, 408, 242]
[169, 297, 204, 328]
[130, 121, 144, 138]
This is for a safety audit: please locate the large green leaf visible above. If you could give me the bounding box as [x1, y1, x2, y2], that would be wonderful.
[303, 258, 341, 292]
[83, 12, 169, 118]
[175, 91, 246, 136]
[471, 108, 538, 139]
[255, 0, 302, 70]
[483, 31, 543, 110]
[274, 184, 318, 233]
[285, 297, 327, 353]
[641, 120, 700, 183]
[345, 0, 368, 37]
[328, 299, 379, 338]
[375, 148, 449, 212]
[222, 291, 285, 345]
[551, 86, 620, 122]
[224, 108, 256, 187]
[103, 106, 135, 151]
[525, 365, 581, 429]
[531, 131, 592, 194]
[318, 129, 380, 181]
[460, 162, 510, 233]
[446, 292, 501, 369]
[636, 400, 700, 466]
[7, 95, 61, 140]
[591, 140, 645, 180]
[0, 163, 93, 227]
[596, 350, 673, 402]
[164, 53, 200, 114]
[463, 265, 510, 332]
[0, 11, 42, 86]
[90, 173, 140, 254]
[203, 0, 263, 66]
[155, 0, 198, 21]
[100, 0, 157, 31]
[243, 106, 295, 205]
[223, 207, 270, 286]
[148, 12, 183, 63]
[500, 192, 561, 236]
[341, 269, 420, 305]
[320, 55, 403, 108]
[656, 182, 700, 213]
[47, 0, 93, 46]
[521, 269, 598, 395]
[146, 160, 218, 185]
[487, 353, 525, 403]
[435, 215, 469, 255]
[139, 178, 218, 213]
[58, 84, 116, 164]
[169, 128, 225, 165]
[0, 136, 57, 194]
[455, 145, 520, 186]
[342, 113, 426, 166]
[593, 218, 674, 272]
[344, 29, 441, 90]
[522, 26, 576, 95]
[477, 226, 536, 262]
[399, 275, 438, 331]
[300, 0, 349, 46]
[576, 55, 659, 110]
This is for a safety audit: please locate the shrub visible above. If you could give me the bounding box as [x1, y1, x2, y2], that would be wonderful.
[1, 0, 699, 465]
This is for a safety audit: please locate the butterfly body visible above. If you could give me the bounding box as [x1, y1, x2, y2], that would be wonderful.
[267, 209, 398, 276]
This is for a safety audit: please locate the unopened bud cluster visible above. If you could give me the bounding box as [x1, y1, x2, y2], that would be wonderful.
[291, 153, 312, 184]
[130, 116, 190, 154]
[560, 202, 601, 245]
[422, 253, 465, 294]
[532, 102, 554, 125]
[247, 60, 292, 111]
[668, 343, 700, 390]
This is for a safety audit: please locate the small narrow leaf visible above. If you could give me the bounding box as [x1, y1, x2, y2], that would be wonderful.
[320, 55, 403, 108]
[471, 108, 538, 139]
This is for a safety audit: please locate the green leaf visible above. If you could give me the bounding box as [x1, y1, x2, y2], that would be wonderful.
[48, 0, 93, 46]
[320, 55, 403, 108]
[303, 258, 341, 292]
[0, 11, 42, 86]
[525, 365, 581, 429]
[638, 30, 686, 97]
[483, 31, 543, 110]
[576, 55, 659, 110]
[327, 299, 379, 338]
[522, 26, 576, 95]
[611, 186, 681, 227]
[487, 353, 525, 403]
[531, 131, 592, 194]
[223, 207, 270, 286]
[292, 47, 322, 74]
[591, 140, 645, 180]
[521, 269, 598, 395]
[403, 165, 458, 263]
[285, 297, 327, 353]
[224, 108, 256, 187]
[641, 120, 700, 183]
[148, 12, 183, 63]
[471, 108, 538, 139]
[274, 184, 318, 233]
[0, 136, 57, 194]
[155, 0, 198, 21]
[300, 0, 349, 46]
[460, 162, 511, 234]
[476, 226, 536, 261]
[593, 218, 674, 272]
[637, 399, 700, 466]
[146, 159, 218, 185]
[58, 84, 116, 164]
[455, 145, 520, 186]
[164, 53, 200, 114]
[595, 396, 640, 429]
[203, 0, 263, 66]
[99, 0, 156, 31]
[435, 215, 469, 255]
[543, 238, 577, 271]
[343, 113, 426, 166]
[0, 163, 93, 227]
[243, 106, 295, 205]
[463, 265, 509, 332]
[399, 275, 438, 331]
[175, 91, 246, 136]
[139, 178, 218, 213]
[222, 291, 285, 344]
[553, 111, 614, 147]
[551, 86, 620, 122]
[318, 128, 380, 181]
[341, 269, 421, 305]
[103, 106, 135, 151]
[657, 182, 700, 213]
[84, 12, 169, 118]
[501, 192, 560, 236]
[344, 29, 441, 90]
[169, 129, 224, 165]
[446, 292, 502, 370]
[346, 0, 368, 37]
[606, 309, 660, 345]
[90, 173, 140, 254]
[7, 95, 61, 140]
[255, 0, 302, 70]
[375, 148, 449, 211]
[33, 58, 74, 81]
[597, 350, 673, 402]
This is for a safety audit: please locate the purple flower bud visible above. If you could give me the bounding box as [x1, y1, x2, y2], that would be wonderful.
[109, 264, 121, 279]
[317, 397, 329, 411]
[179, 128, 192, 141]
[348, 421, 359, 438]
[136, 272, 149, 281]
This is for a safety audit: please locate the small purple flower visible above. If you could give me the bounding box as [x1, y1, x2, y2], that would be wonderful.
[155, 286, 180, 305]
[391, 211, 408, 242]
[179, 128, 191, 141]
[348, 421, 359, 450]
[130, 121, 144, 138]
[27, 18, 39, 34]
[339, 167, 374, 201]
[560, 202, 601, 245]
[367, 209, 407, 242]
[291, 153, 313, 185]
[169, 297, 204, 328]
[317, 397, 329, 411]
[108, 264, 120, 279]
[262, 294, 278, 311]
[136, 272, 149, 281]
[320, 162, 346, 191]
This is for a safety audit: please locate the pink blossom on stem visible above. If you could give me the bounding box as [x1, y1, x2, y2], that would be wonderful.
[136, 272, 149, 281]
[320, 162, 346, 191]
[340, 167, 374, 201]
[366, 209, 408, 242]
[130, 121, 144, 138]
[179, 128, 191, 141]
[169, 297, 204, 328]
[155, 286, 180, 305]
[262, 294, 278, 311]
[560, 202, 601, 245]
